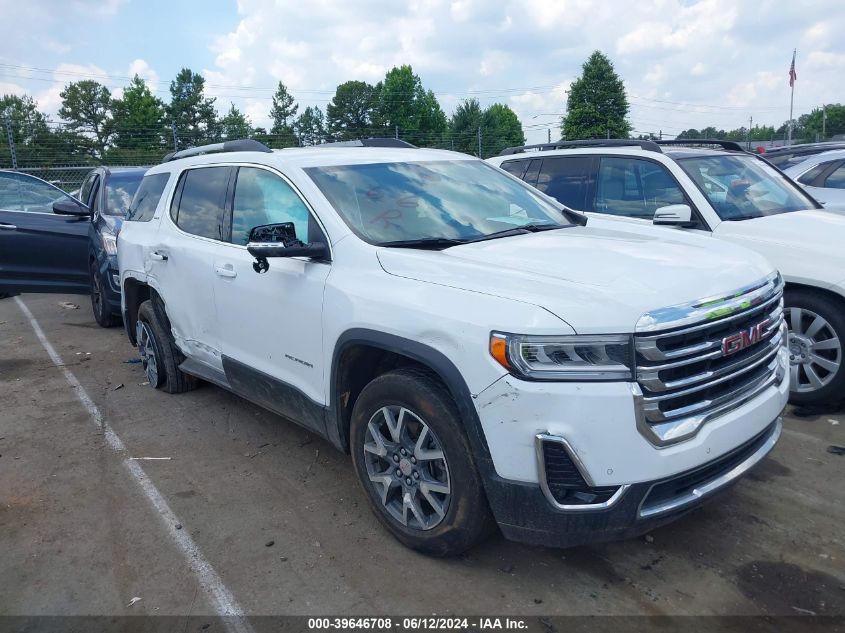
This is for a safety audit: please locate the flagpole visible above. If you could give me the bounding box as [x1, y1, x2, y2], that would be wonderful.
[788, 49, 796, 146]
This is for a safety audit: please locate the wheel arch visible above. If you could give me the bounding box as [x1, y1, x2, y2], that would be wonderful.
[122, 276, 152, 345]
[329, 329, 493, 467]
[784, 280, 845, 306]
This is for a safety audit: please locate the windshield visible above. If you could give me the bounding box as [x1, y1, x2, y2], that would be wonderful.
[305, 160, 569, 245]
[677, 154, 817, 220]
[105, 172, 143, 216]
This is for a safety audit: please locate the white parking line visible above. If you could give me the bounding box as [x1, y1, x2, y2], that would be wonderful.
[15, 297, 253, 632]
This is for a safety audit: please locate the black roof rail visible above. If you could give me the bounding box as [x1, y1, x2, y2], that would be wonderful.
[656, 139, 746, 152]
[162, 139, 272, 163]
[314, 138, 417, 149]
[498, 139, 662, 156]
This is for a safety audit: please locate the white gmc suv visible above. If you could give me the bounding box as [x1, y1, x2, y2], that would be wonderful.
[118, 139, 789, 556]
[488, 139, 845, 406]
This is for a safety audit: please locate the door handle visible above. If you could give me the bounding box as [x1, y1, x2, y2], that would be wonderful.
[0, 223, 16, 231]
[215, 265, 237, 278]
[150, 250, 168, 261]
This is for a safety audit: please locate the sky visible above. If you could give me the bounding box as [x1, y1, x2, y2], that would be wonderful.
[1, 0, 843, 144]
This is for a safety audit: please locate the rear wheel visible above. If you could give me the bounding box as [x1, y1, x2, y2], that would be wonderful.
[784, 289, 845, 406]
[136, 299, 199, 394]
[90, 263, 117, 328]
[350, 368, 494, 556]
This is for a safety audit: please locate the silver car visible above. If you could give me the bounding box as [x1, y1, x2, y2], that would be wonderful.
[783, 149, 845, 214]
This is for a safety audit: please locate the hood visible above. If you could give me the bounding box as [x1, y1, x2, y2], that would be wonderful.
[377, 218, 775, 334]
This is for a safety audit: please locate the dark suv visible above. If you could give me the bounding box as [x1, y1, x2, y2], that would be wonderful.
[78, 167, 146, 326]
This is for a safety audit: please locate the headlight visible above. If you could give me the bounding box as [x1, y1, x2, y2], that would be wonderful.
[490, 332, 634, 381]
[102, 233, 118, 256]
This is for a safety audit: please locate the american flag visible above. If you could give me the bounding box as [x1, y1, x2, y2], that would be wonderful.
[789, 50, 797, 87]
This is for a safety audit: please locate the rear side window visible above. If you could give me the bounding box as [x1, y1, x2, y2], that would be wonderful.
[536, 156, 594, 211]
[127, 173, 170, 222]
[499, 160, 529, 179]
[797, 163, 829, 186]
[170, 167, 230, 239]
[824, 164, 845, 189]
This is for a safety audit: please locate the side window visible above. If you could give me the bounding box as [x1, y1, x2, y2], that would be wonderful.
[499, 160, 529, 179]
[536, 156, 594, 211]
[797, 163, 830, 186]
[231, 167, 312, 245]
[0, 172, 74, 213]
[170, 166, 230, 240]
[79, 172, 96, 205]
[127, 173, 170, 222]
[823, 163, 845, 189]
[522, 159, 542, 186]
[89, 178, 101, 216]
[595, 157, 686, 219]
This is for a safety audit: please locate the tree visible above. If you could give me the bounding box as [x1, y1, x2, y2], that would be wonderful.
[376, 65, 446, 147]
[269, 81, 298, 147]
[168, 68, 218, 145]
[561, 51, 631, 140]
[481, 103, 524, 157]
[326, 80, 379, 140]
[0, 94, 68, 166]
[294, 106, 326, 146]
[110, 75, 167, 159]
[799, 104, 845, 141]
[58, 80, 114, 159]
[219, 103, 253, 140]
[448, 98, 483, 155]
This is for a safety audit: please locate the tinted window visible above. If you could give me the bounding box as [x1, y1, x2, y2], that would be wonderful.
[127, 173, 170, 222]
[523, 159, 541, 186]
[0, 171, 76, 213]
[499, 160, 529, 179]
[171, 167, 230, 239]
[306, 160, 569, 245]
[79, 172, 97, 205]
[797, 163, 830, 185]
[536, 156, 593, 211]
[231, 167, 312, 245]
[105, 172, 143, 216]
[824, 164, 845, 189]
[595, 157, 685, 219]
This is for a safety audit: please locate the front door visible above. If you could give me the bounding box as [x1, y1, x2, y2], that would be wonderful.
[0, 171, 90, 294]
[212, 165, 330, 433]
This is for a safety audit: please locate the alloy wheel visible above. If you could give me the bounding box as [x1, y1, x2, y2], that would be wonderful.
[786, 307, 842, 393]
[136, 320, 160, 386]
[91, 270, 103, 316]
[362, 405, 451, 531]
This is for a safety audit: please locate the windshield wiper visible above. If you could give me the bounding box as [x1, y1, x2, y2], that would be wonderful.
[379, 237, 469, 250]
[468, 223, 566, 243]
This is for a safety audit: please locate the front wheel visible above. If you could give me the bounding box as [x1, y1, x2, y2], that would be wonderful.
[784, 289, 845, 406]
[350, 368, 494, 556]
[90, 263, 117, 328]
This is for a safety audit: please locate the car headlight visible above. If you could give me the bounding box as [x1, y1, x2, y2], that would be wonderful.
[102, 233, 118, 256]
[490, 332, 634, 381]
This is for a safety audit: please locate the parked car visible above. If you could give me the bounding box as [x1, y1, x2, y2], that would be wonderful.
[763, 141, 845, 169]
[488, 139, 845, 406]
[77, 166, 147, 326]
[0, 169, 90, 296]
[782, 149, 845, 214]
[118, 139, 788, 555]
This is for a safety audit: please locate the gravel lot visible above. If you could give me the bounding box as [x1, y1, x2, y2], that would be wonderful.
[1, 294, 843, 623]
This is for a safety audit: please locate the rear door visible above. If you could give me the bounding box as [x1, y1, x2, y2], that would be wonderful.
[0, 171, 91, 294]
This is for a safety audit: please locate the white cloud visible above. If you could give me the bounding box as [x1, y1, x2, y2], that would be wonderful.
[127, 59, 159, 91]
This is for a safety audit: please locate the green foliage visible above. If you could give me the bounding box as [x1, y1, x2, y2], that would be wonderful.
[376, 65, 445, 147]
[168, 68, 218, 144]
[58, 80, 114, 159]
[797, 104, 845, 141]
[0, 94, 71, 166]
[326, 80, 379, 140]
[294, 106, 326, 146]
[561, 51, 631, 140]
[220, 103, 253, 140]
[109, 75, 167, 159]
[448, 98, 483, 154]
[448, 99, 524, 157]
[269, 81, 298, 147]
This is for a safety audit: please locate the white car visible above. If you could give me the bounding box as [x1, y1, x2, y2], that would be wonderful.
[782, 149, 845, 214]
[488, 140, 845, 406]
[118, 139, 788, 555]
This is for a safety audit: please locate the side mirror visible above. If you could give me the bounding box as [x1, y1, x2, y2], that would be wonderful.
[53, 198, 90, 217]
[246, 222, 328, 273]
[653, 204, 694, 227]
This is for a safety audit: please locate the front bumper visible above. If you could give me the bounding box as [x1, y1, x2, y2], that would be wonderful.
[486, 417, 782, 548]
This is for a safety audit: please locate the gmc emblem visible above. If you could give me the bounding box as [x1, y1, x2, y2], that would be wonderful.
[721, 318, 771, 357]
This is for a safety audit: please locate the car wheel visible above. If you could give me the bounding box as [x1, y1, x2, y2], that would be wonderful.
[136, 299, 199, 394]
[90, 263, 116, 328]
[784, 289, 845, 406]
[350, 367, 494, 556]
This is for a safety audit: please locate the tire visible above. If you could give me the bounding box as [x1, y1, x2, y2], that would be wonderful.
[136, 299, 199, 394]
[784, 288, 845, 406]
[350, 367, 494, 556]
[90, 263, 117, 328]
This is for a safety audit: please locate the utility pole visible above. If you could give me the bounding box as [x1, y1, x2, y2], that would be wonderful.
[822, 104, 827, 139]
[477, 125, 482, 158]
[4, 115, 17, 169]
[171, 122, 178, 151]
[394, 125, 399, 140]
[747, 115, 753, 151]
[788, 49, 796, 146]
[547, 128, 551, 143]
